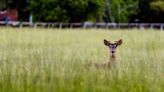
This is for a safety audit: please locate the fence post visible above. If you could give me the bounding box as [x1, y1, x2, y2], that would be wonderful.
[160, 24, 163, 31]
[139, 24, 144, 31]
[34, 23, 38, 28]
[150, 24, 154, 30]
[19, 22, 22, 28]
[59, 23, 63, 29]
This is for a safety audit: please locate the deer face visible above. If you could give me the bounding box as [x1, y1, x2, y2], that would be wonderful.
[104, 39, 122, 55]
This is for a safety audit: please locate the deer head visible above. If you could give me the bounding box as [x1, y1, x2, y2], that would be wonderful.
[104, 39, 122, 56]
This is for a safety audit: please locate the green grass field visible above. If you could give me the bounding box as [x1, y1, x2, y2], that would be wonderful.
[0, 27, 164, 92]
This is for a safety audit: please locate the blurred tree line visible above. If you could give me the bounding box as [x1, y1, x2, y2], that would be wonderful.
[0, 0, 164, 23]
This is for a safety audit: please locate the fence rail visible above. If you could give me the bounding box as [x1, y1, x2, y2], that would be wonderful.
[0, 21, 164, 31]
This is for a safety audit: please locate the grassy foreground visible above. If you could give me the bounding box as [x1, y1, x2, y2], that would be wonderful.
[0, 27, 164, 92]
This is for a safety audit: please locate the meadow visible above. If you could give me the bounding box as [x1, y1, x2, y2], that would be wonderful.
[0, 27, 164, 92]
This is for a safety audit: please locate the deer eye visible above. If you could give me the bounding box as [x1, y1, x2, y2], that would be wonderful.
[109, 45, 113, 48]
[109, 44, 117, 48]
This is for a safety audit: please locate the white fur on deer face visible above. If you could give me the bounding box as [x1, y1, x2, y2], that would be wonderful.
[109, 44, 117, 54]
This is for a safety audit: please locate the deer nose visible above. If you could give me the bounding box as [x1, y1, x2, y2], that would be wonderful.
[111, 51, 115, 53]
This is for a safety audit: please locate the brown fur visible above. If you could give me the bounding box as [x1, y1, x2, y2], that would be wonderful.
[89, 39, 123, 68]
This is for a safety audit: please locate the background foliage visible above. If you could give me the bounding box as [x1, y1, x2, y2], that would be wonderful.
[29, 0, 105, 22]
[138, 0, 164, 22]
[0, 0, 164, 22]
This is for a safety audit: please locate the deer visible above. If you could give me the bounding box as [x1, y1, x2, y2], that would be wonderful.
[89, 39, 123, 68]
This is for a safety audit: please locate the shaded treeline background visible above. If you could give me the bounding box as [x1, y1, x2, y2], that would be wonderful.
[0, 0, 164, 23]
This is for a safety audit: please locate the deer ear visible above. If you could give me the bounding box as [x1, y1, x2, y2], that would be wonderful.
[104, 39, 110, 46]
[117, 39, 122, 46]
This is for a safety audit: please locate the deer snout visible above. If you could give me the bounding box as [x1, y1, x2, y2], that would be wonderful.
[111, 51, 115, 53]
[110, 48, 116, 54]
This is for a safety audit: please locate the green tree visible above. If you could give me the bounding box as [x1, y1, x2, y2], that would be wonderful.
[105, 0, 139, 23]
[149, 0, 164, 22]
[0, 0, 5, 10]
[29, 0, 105, 22]
[138, 0, 164, 22]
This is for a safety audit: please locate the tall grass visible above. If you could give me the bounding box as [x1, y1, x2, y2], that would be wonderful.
[0, 27, 164, 92]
